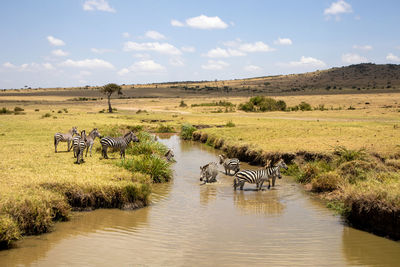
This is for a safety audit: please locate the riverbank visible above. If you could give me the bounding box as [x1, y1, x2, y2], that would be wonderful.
[0, 112, 172, 248]
[187, 128, 400, 240]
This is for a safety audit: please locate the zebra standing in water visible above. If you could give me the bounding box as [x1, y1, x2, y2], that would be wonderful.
[233, 159, 288, 191]
[74, 130, 87, 164]
[219, 154, 240, 175]
[100, 131, 139, 159]
[54, 127, 78, 152]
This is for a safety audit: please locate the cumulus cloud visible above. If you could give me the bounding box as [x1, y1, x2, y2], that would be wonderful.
[386, 53, 400, 62]
[3, 62, 55, 71]
[47, 36, 65, 46]
[285, 56, 326, 67]
[171, 19, 184, 27]
[122, 32, 131, 38]
[205, 47, 245, 58]
[118, 60, 166, 75]
[52, 49, 69, 57]
[341, 53, 368, 64]
[239, 41, 275, 52]
[324, 0, 352, 15]
[353, 45, 373, 51]
[244, 65, 262, 72]
[171, 15, 228, 29]
[181, 46, 196, 53]
[201, 60, 229, 70]
[123, 41, 181, 55]
[3, 62, 16, 68]
[145, 30, 165, 40]
[83, 0, 115, 13]
[91, 48, 114, 54]
[274, 37, 292, 45]
[60, 58, 115, 69]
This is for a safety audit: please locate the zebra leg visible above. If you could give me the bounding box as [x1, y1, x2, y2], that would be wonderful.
[225, 167, 228, 175]
[54, 140, 58, 153]
[86, 145, 89, 157]
[267, 179, 271, 189]
[240, 181, 245, 190]
[67, 140, 71, 151]
[272, 176, 276, 187]
[233, 178, 237, 190]
[102, 147, 108, 159]
[259, 181, 264, 191]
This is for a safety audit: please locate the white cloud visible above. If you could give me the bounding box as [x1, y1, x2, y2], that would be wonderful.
[3, 62, 55, 72]
[201, 60, 229, 70]
[274, 37, 292, 45]
[181, 46, 196, 53]
[222, 39, 242, 47]
[169, 58, 185, 67]
[353, 45, 373, 51]
[118, 60, 166, 75]
[386, 53, 400, 62]
[122, 32, 131, 38]
[123, 41, 181, 55]
[239, 41, 275, 52]
[145, 30, 165, 40]
[3, 62, 16, 68]
[287, 56, 326, 67]
[83, 0, 115, 13]
[244, 65, 262, 72]
[205, 47, 245, 58]
[172, 15, 228, 29]
[60, 58, 115, 69]
[91, 48, 114, 54]
[47, 36, 65, 46]
[341, 53, 368, 64]
[51, 49, 69, 57]
[133, 53, 151, 59]
[171, 19, 184, 27]
[324, 0, 352, 15]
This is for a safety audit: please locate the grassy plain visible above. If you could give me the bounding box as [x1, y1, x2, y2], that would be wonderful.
[1, 91, 400, 242]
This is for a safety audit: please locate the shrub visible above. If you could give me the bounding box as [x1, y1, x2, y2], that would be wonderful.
[41, 113, 51, 118]
[34, 109, 39, 112]
[120, 155, 172, 183]
[311, 171, 341, 192]
[57, 110, 63, 113]
[0, 108, 12, 115]
[298, 102, 312, 111]
[225, 121, 235, 127]
[180, 123, 196, 140]
[127, 131, 167, 156]
[179, 100, 187, 107]
[239, 96, 287, 112]
[0, 214, 21, 247]
[334, 146, 367, 165]
[338, 160, 373, 183]
[157, 124, 174, 133]
[14, 107, 24, 112]
[63, 108, 68, 113]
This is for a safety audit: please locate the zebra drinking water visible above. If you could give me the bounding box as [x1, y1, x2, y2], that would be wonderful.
[54, 127, 78, 153]
[233, 159, 288, 191]
[200, 162, 218, 183]
[75, 130, 87, 164]
[100, 131, 139, 159]
[219, 154, 240, 175]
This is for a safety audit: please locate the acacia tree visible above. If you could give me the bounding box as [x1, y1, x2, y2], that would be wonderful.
[100, 83, 122, 113]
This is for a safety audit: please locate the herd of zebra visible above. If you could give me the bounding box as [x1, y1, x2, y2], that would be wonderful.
[53, 126, 166, 164]
[200, 154, 288, 191]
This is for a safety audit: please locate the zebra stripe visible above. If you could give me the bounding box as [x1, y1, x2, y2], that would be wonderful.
[100, 131, 139, 159]
[54, 127, 78, 153]
[233, 160, 288, 191]
[219, 155, 240, 175]
[74, 130, 87, 164]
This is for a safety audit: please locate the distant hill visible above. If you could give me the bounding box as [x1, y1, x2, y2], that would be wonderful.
[2, 63, 400, 97]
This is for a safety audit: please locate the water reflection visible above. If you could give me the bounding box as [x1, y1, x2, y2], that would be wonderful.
[233, 190, 285, 216]
[199, 183, 218, 206]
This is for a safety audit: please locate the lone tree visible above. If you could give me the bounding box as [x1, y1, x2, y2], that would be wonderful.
[100, 83, 122, 113]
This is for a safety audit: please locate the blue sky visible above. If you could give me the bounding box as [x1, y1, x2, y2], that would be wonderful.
[1, 0, 400, 89]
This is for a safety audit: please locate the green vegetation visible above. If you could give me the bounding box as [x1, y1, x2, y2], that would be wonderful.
[225, 121, 235, 127]
[157, 124, 175, 133]
[191, 100, 234, 107]
[179, 100, 187, 107]
[180, 123, 197, 140]
[239, 96, 286, 112]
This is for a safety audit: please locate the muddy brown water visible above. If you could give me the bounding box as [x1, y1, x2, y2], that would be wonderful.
[0, 135, 399, 266]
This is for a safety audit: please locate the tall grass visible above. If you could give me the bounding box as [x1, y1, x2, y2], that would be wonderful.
[180, 123, 196, 140]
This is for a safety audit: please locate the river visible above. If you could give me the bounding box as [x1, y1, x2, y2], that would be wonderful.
[0, 135, 399, 266]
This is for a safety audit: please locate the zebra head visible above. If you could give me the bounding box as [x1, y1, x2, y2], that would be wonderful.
[125, 131, 139, 143]
[218, 154, 225, 164]
[90, 128, 101, 139]
[71, 127, 78, 136]
[80, 130, 87, 142]
[199, 164, 208, 182]
[275, 159, 288, 179]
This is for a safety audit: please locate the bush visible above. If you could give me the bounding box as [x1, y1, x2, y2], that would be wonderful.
[41, 113, 51, 118]
[180, 123, 196, 140]
[34, 109, 39, 112]
[14, 107, 24, 112]
[0, 108, 12, 115]
[334, 146, 367, 165]
[127, 131, 167, 156]
[298, 102, 312, 111]
[311, 171, 341, 192]
[238, 96, 287, 112]
[157, 124, 174, 133]
[120, 155, 172, 183]
[179, 100, 187, 107]
[225, 121, 235, 127]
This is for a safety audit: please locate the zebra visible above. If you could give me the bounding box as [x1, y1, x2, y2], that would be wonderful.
[54, 127, 78, 153]
[233, 159, 288, 191]
[85, 128, 101, 157]
[164, 149, 175, 162]
[218, 154, 240, 175]
[100, 131, 139, 159]
[74, 130, 87, 164]
[200, 162, 218, 183]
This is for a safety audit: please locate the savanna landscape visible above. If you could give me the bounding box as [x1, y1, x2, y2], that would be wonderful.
[1, 0, 400, 266]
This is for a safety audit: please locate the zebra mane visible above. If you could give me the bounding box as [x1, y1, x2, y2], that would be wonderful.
[123, 131, 132, 138]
